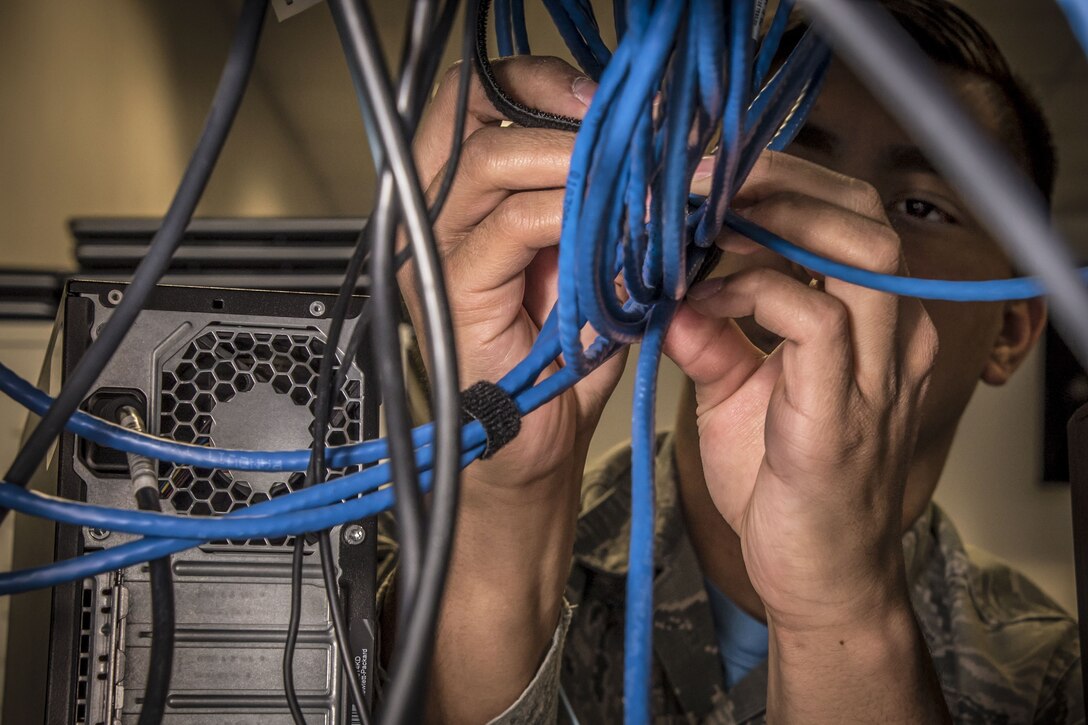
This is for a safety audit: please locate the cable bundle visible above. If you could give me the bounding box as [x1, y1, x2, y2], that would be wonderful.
[2, 1, 1088, 724]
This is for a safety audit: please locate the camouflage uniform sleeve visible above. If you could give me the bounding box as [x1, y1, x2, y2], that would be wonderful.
[1034, 636, 1084, 725]
[377, 512, 573, 723]
[486, 601, 573, 725]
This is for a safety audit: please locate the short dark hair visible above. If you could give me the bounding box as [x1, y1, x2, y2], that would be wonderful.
[782, 0, 1057, 204]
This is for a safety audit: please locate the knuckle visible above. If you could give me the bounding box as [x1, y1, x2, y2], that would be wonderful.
[491, 195, 539, 236]
[738, 265, 777, 291]
[521, 54, 576, 73]
[760, 149, 781, 178]
[803, 296, 849, 338]
[459, 127, 504, 178]
[774, 190, 808, 216]
[915, 312, 941, 373]
[848, 178, 885, 218]
[438, 61, 465, 95]
[508, 193, 563, 239]
[866, 229, 903, 273]
[749, 191, 807, 227]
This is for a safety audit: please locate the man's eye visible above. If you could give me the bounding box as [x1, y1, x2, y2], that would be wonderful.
[893, 198, 955, 224]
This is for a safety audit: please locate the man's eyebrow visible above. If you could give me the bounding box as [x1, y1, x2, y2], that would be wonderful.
[885, 144, 941, 177]
[791, 123, 837, 154]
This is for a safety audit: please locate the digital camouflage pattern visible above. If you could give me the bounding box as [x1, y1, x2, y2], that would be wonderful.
[376, 434, 1084, 723]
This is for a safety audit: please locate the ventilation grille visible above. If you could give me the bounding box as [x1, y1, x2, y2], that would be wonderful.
[158, 327, 361, 546]
[75, 581, 93, 724]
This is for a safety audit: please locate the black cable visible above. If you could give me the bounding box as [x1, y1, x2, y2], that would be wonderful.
[283, 538, 307, 725]
[799, 0, 1088, 370]
[426, 0, 477, 223]
[118, 407, 174, 725]
[474, 0, 582, 132]
[330, 0, 453, 636]
[282, 214, 374, 724]
[283, 0, 440, 698]
[286, 0, 455, 717]
[369, 181, 426, 618]
[318, 530, 370, 724]
[328, 2, 464, 723]
[331, 3, 476, 401]
[136, 491, 175, 725]
[0, 0, 267, 520]
[413, 0, 461, 122]
[373, 0, 449, 620]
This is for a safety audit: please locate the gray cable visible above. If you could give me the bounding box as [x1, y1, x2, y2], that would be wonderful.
[327, 1, 464, 722]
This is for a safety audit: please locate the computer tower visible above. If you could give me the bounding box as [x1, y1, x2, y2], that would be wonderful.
[3, 280, 378, 724]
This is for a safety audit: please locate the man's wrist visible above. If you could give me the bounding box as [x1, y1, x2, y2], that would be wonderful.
[767, 593, 951, 724]
[769, 593, 919, 666]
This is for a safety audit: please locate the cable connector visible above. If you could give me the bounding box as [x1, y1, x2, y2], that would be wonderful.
[117, 406, 160, 502]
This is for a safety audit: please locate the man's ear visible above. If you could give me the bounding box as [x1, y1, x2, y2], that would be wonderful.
[980, 297, 1047, 386]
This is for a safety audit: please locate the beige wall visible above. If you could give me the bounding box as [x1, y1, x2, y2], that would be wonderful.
[0, 0, 599, 272]
[0, 321, 55, 716]
[0, 1, 376, 272]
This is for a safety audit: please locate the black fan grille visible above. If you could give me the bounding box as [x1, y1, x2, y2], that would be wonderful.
[158, 327, 361, 546]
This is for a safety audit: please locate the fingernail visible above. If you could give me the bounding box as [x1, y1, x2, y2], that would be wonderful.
[692, 155, 717, 182]
[687, 277, 724, 301]
[571, 76, 597, 108]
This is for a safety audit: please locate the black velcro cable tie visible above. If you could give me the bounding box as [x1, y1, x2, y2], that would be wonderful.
[461, 380, 522, 459]
[473, 0, 582, 133]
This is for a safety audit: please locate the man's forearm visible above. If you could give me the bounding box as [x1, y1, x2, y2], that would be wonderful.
[423, 467, 581, 723]
[766, 600, 951, 724]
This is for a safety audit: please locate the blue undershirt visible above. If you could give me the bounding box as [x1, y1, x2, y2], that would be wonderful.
[704, 578, 769, 690]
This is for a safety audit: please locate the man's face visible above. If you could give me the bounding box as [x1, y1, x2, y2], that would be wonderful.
[717, 59, 1030, 458]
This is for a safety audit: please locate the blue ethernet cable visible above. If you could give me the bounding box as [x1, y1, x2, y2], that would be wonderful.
[662, 14, 703, 299]
[495, 0, 514, 56]
[0, 335, 618, 594]
[625, 301, 675, 724]
[567, 0, 684, 353]
[541, 0, 609, 80]
[694, 0, 726, 112]
[0, 308, 562, 472]
[557, 0, 613, 71]
[0, 342, 619, 594]
[510, 0, 531, 54]
[693, 0, 759, 248]
[752, 0, 795, 93]
[727, 213, 1088, 300]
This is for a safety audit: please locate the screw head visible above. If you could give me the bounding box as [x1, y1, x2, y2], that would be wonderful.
[87, 528, 111, 541]
[106, 289, 123, 306]
[309, 300, 326, 317]
[342, 524, 365, 545]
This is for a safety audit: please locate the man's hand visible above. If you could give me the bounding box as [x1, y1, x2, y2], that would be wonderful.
[667, 150, 949, 721]
[406, 55, 622, 493]
[398, 57, 623, 723]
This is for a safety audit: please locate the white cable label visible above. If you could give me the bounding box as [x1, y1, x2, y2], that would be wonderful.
[270, 0, 324, 22]
[753, 0, 770, 39]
